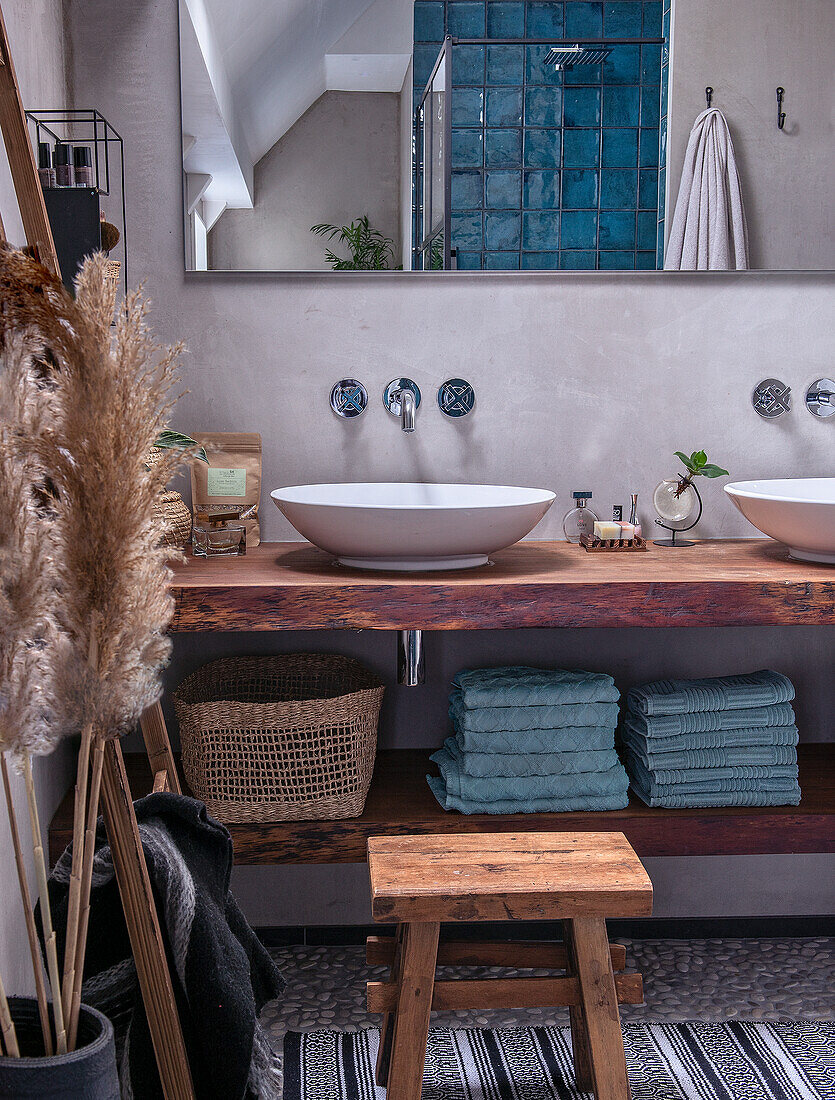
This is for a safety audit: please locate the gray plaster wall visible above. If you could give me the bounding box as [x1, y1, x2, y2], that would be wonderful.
[63, 0, 834, 923]
[668, 0, 835, 270]
[209, 91, 402, 271]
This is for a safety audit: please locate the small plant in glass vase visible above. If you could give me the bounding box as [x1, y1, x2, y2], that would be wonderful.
[653, 450, 729, 547]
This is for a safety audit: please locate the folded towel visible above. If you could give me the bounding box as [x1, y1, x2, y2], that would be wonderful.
[451, 696, 620, 733]
[624, 704, 796, 738]
[427, 775, 630, 815]
[452, 667, 619, 709]
[630, 779, 800, 809]
[453, 723, 618, 756]
[431, 739, 629, 804]
[620, 728, 799, 771]
[627, 754, 798, 792]
[457, 745, 620, 778]
[627, 670, 794, 716]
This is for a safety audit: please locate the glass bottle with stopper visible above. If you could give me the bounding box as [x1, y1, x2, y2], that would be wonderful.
[192, 508, 246, 556]
[562, 491, 599, 543]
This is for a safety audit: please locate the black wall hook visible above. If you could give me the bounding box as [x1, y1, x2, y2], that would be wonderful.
[776, 87, 786, 129]
[705, 86, 713, 108]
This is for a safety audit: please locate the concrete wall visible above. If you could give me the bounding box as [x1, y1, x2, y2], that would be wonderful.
[0, 0, 76, 997]
[209, 91, 402, 271]
[668, 0, 835, 270]
[64, 0, 834, 923]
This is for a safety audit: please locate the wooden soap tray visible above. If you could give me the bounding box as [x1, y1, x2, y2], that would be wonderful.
[580, 534, 648, 552]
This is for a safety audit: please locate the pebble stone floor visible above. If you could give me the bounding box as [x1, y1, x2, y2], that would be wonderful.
[260, 937, 835, 1088]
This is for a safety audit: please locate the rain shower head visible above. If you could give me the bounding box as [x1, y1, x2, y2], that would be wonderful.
[545, 44, 612, 70]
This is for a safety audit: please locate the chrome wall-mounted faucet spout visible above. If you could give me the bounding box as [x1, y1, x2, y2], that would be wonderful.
[384, 378, 421, 432]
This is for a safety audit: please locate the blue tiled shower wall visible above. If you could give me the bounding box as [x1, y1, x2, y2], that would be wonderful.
[413, 1, 669, 270]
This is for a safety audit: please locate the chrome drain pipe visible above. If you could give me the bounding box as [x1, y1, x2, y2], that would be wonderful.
[397, 629, 425, 686]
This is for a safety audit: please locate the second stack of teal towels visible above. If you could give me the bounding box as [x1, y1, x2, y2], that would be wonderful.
[428, 667, 630, 814]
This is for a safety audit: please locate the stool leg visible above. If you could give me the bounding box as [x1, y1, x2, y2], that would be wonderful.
[563, 920, 594, 1092]
[376, 924, 405, 1087]
[566, 917, 631, 1100]
[385, 921, 440, 1100]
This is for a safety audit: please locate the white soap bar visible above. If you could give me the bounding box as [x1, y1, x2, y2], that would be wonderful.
[619, 522, 636, 538]
[594, 521, 621, 539]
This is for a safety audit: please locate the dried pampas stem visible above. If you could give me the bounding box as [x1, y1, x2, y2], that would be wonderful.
[61, 720, 92, 1023]
[0, 966, 19, 1058]
[22, 754, 66, 1055]
[0, 754, 53, 1055]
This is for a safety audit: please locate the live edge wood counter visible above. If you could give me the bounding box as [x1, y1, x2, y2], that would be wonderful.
[169, 540, 835, 631]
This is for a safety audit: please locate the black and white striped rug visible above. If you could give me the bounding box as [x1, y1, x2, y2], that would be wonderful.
[283, 1021, 834, 1099]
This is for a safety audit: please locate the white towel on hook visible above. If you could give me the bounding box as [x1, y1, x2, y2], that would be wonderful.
[664, 107, 749, 270]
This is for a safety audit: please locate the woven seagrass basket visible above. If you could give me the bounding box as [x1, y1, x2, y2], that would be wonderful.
[173, 655, 385, 823]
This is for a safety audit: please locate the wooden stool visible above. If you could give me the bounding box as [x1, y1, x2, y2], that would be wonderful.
[366, 832, 653, 1100]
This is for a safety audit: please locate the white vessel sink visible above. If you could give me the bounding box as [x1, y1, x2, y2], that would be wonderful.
[725, 478, 835, 563]
[271, 482, 555, 571]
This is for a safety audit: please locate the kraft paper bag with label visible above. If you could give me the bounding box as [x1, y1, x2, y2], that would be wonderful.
[191, 432, 262, 546]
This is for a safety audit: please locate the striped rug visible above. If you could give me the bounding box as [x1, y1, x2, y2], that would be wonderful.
[283, 1021, 834, 1100]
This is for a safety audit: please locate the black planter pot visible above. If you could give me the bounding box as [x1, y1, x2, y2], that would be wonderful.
[0, 997, 120, 1099]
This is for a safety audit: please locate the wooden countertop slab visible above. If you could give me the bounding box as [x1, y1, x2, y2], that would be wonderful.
[169, 540, 835, 631]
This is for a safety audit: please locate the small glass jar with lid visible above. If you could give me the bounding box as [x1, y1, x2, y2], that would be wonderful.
[562, 491, 599, 543]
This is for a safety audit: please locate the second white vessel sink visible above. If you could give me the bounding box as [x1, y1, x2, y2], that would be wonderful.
[725, 478, 835, 563]
[271, 482, 555, 570]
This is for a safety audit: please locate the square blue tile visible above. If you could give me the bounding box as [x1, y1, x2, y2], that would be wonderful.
[639, 167, 658, 209]
[600, 168, 638, 208]
[453, 45, 485, 85]
[452, 128, 484, 167]
[604, 44, 641, 83]
[641, 85, 661, 126]
[413, 2, 445, 42]
[660, 72, 668, 116]
[599, 209, 635, 248]
[487, 44, 525, 84]
[487, 87, 523, 127]
[563, 129, 600, 167]
[484, 251, 521, 268]
[662, 5, 670, 38]
[448, 2, 487, 37]
[414, 44, 442, 88]
[561, 209, 598, 247]
[562, 168, 598, 206]
[637, 209, 656, 249]
[526, 44, 563, 85]
[643, 0, 663, 32]
[485, 210, 522, 248]
[658, 164, 666, 204]
[563, 63, 601, 86]
[525, 86, 562, 127]
[451, 211, 483, 249]
[526, 1, 564, 36]
[604, 2, 642, 36]
[452, 170, 484, 207]
[524, 169, 560, 207]
[485, 169, 522, 207]
[639, 127, 659, 167]
[560, 250, 596, 268]
[601, 127, 638, 166]
[487, 2, 525, 37]
[598, 250, 636, 268]
[524, 128, 561, 168]
[485, 128, 522, 166]
[521, 251, 560, 269]
[659, 121, 667, 166]
[522, 210, 559, 249]
[636, 250, 656, 269]
[603, 85, 640, 125]
[456, 251, 483, 269]
[641, 44, 661, 83]
[452, 88, 484, 126]
[564, 86, 601, 126]
[565, 2, 603, 37]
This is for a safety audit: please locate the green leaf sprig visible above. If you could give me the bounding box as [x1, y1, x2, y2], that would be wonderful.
[674, 450, 729, 480]
[154, 429, 208, 464]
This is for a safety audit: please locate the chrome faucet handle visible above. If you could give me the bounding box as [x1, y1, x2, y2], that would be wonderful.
[330, 378, 368, 418]
[752, 378, 791, 419]
[383, 378, 421, 431]
[806, 378, 835, 418]
[438, 377, 475, 417]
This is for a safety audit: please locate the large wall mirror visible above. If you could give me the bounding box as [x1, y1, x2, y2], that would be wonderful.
[179, 0, 834, 273]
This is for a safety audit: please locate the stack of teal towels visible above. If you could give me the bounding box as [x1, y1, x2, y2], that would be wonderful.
[428, 667, 630, 814]
[621, 670, 801, 808]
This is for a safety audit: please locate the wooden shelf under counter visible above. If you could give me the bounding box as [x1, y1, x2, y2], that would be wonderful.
[169, 540, 835, 631]
[48, 745, 835, 866]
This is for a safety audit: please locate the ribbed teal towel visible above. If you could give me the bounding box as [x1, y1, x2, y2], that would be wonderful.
[627, 670, 794, 716]
[630, 779, 801, 809]
[453, 723, 617, 756]
[452, 741, 621, 779]
[427, 776, 630, 815]
[450, 697, 620, 734]
[452, 667, 619, 709]
[628, 754, 799, 792]
[620, 726, 799, 771]
[431, 739, 629, 804]
[624, 703, 796, 737]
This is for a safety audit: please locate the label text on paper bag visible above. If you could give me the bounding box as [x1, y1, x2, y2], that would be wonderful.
[207, 467, 246, 496]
